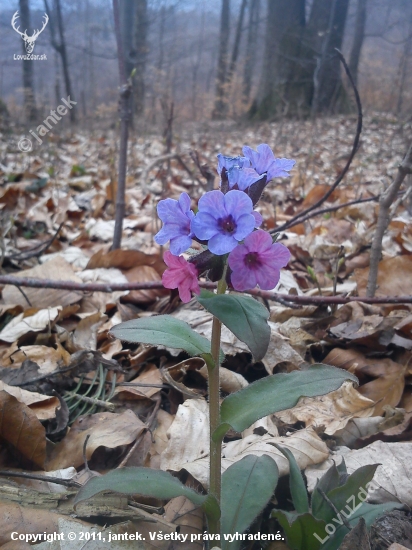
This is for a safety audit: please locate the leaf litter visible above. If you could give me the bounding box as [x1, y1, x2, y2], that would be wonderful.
[0, 114, 411, 546]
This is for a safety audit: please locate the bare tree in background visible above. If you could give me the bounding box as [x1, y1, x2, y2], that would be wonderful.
[19, 0, 37, 121]
[243, 0, 260, 103]
[212, 0, 230, 118]
[134, 0, 148, 116]
[349, 0, 368, 86]
[396, 4, 412, 114]
[44, 0, 76, 123]
[226, 0, 247, 89]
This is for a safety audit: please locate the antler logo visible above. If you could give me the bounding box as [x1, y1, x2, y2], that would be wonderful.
[11, 11, 49, 54]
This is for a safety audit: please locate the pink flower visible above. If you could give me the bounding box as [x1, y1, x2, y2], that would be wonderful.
[162, 250, 200, 303]
[228, 230, 290, 291]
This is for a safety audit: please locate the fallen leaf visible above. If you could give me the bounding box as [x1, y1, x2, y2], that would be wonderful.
[355, 255, 412, 296]
[275, 381, 375, 435]
[47, 410, 146, 470]
[0, 391, 46, 468]
[0, 307, 61, 343]
[0, 381, 59, 420]
[324, 348, 406, 415]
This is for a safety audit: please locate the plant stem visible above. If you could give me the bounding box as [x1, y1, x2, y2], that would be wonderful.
[207, 275, 227, 536]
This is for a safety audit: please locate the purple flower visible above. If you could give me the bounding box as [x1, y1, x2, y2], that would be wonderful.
[228, 230, 291, 291]
[155, 193, 194, 256]
[191, 190, 258, 255]
[216, 154, 262, 191]
[243, 144, 295, 182]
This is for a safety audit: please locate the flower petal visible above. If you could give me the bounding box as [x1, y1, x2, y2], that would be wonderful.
[208, 233, 238, 255]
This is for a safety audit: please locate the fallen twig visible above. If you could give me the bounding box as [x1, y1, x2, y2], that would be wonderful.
[0, 274, 411, 305]
[0, 470, 81, 488]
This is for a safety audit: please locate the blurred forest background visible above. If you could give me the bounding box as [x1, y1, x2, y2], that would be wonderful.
[1, 0, 412, 131]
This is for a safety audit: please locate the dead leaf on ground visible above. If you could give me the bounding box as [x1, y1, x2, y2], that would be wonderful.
[355, 255, 412, 296]
[47, 409, 146, 470]
[0, 381, 59, 420]
[275, 381, 375, 435]
[0, 307, 61, 343]
[0, 391, 46, 468]
[8, 343, 70, 373]
[2, 256, 83, 308]
[70, 311, 107, 351]
[324, 348, 406, 415]
[115, 363, 162, 400]
[164, 496, 203, 550]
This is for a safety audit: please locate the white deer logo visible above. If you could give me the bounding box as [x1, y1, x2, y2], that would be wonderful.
[11, 11, 49, 54]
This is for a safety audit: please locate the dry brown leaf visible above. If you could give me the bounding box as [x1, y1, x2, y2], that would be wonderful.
[71, 312, 107, 351]
[150, 409, 174, 468]
[324, 348, 406, 415]
[199, 365, 248, 394]
[164, 496, 204, 550]
[275, 381, 375, 435]
[2, 256, 83, 308]
[0, 307, 61, 343]
[123, 264, 168, 304]
[115, 363, 162, 400]
[47, 410, 146, 470]
[0, 391, 46, 468]
[355, 255, 412, 296]
[9, 343, 70, 373]
[0, 381, 59, 420]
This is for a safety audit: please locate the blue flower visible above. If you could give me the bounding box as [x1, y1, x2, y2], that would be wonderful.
[243, 144, 295, 181]
[217, 154, 262, 191]
[191, 190, 257, 255]
[155, 192, 194, 255]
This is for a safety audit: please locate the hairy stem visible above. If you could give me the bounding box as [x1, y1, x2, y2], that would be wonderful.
[207, 275, 227, 536]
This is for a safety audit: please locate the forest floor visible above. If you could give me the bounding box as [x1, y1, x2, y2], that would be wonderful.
[0, 112, 411, 548]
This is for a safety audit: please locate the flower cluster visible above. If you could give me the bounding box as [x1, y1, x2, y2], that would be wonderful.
[155, 144, 295, 302]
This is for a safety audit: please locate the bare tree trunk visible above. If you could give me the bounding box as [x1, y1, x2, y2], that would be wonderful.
[396, 11, 412, 114]
[348, 0, 368, 87]
[19, 0, 37, 121]
[226, 0, 247, 85]
[134, 0, 148, 117]
[44, 0, 76, 123]
[212, 0, 230, 118]
[111, 0, 132, 250]
[251, 0, 305, 119]
[243, 0, 260, 103]
[310, 0, 350, 115]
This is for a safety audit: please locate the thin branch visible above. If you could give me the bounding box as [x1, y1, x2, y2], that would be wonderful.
[366, 143, 412, 297]
[273, 49, 363, 234]
[0, 275, 412, 305]
[0, 470, 81, 488]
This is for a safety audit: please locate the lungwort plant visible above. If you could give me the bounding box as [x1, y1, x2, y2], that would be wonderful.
[74, 144, 361, 544]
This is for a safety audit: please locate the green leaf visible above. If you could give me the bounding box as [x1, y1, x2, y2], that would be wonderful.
[311, 462, 341, 520]
[214, 365, 358, 440]
[321, 501, 403, 550]
[110, 315, 223, 360]
[271, 443, 309, 514]
[271, 510, 327, 550]
[320, 464, 379, 525]
[197, 290, 270, 360]
[73, 467, 206, 508]
[221, 455, 279, 550]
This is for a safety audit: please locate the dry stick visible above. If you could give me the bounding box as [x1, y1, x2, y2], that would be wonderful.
[366, 143, 412, 297]
[111, 0, 132, 250]
[1, 275, 412, 305]
[0, 470, 81, 488]
[5, 222, 65, 262]
[273, 49, 363, 234]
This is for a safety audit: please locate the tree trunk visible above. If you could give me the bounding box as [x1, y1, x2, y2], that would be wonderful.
[243, 0, 260, 103]
[348, 0, 368, 87]
[227, 0, 247, 85]
[310, 0, 350, 115]
[44, 0, 76, 123]
[19, 0, 37, 121]
[212, 0, 230, 118]
[396, 10, 412, 114]
[250, 0, 305, 119]
[134, 0, 148, 117]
